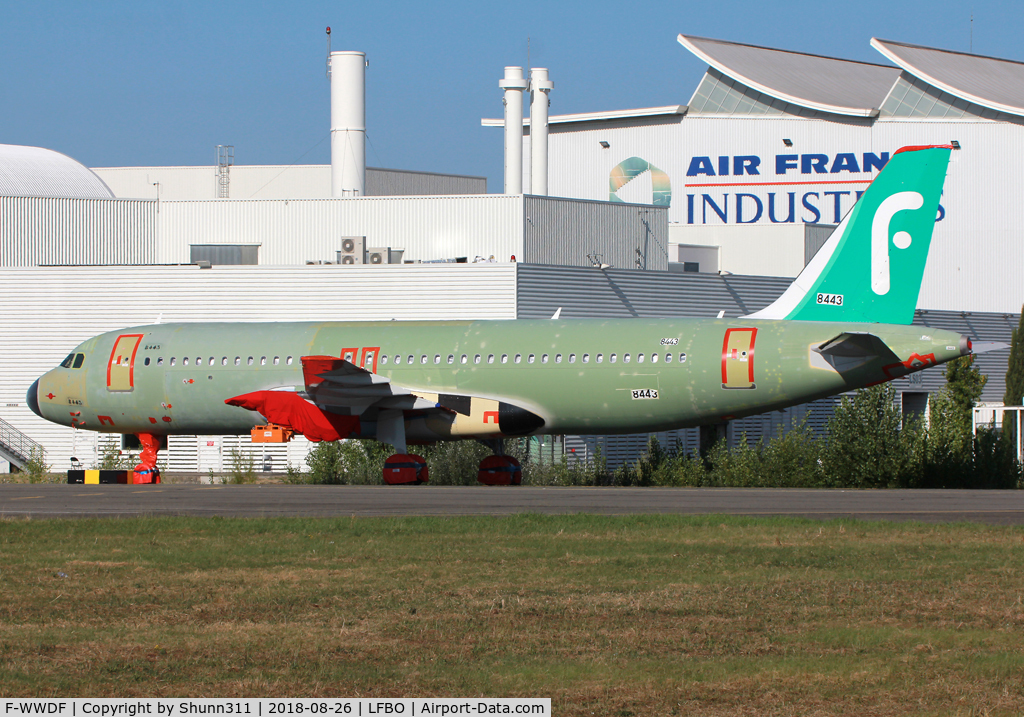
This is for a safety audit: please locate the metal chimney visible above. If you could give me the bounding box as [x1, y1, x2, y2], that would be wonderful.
[329, 51, 366, 197]
[499, 67, 528, 194]
[529, 68, 553, 196]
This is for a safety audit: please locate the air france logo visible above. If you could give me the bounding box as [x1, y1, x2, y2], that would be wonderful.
[871, 191, 923, 295]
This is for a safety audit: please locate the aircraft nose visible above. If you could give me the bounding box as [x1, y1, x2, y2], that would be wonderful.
[27, 379, 41, 417]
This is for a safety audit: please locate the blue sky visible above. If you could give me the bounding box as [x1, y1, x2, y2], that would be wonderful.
[3, 1, 1021, 192]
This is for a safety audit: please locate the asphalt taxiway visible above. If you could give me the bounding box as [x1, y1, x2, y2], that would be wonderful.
[2, 484, 1024, 524]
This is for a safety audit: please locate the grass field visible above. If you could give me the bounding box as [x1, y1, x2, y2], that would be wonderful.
[1, 514, 1022, 715]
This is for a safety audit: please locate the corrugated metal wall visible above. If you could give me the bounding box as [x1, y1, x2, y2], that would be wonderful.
[516, 264, 792, 319]
[523, 196, 669, 270]
[0, 264, 517, 471]
[366, 168, 486, 196]
[0, 196, 157, 267]
[158, 195, 524, 265]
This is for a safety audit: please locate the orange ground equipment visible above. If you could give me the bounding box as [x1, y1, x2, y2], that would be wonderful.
[250, 423, 295, 443]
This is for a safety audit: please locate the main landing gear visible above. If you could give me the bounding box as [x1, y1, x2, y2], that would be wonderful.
[132, 433, 162, 485]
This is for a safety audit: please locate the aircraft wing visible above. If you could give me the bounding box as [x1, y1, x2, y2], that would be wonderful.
[299, 355, 441, 415]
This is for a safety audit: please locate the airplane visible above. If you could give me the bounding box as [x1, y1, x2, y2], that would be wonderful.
[27, 144, 978, 485]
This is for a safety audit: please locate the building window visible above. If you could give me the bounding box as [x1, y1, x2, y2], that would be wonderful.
[190, 244, 259, 266]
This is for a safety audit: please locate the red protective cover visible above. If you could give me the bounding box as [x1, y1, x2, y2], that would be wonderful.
[477, 455, 522, 486]
[225, 391, 359, 442]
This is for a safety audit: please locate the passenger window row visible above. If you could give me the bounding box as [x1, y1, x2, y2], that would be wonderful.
[377, 352, 687, 366]
[142, 355, 295, 367]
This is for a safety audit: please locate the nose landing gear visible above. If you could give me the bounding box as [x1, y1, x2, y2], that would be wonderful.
[132, 433, 162, 484]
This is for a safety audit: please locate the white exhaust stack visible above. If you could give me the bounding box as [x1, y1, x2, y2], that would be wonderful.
[529, 68, 553, 196]
[499, 66, 528, 194]
[329, 51, 366, 197]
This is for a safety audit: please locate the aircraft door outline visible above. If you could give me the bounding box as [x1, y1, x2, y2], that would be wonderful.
[107, 334, 144, 392]
[721, 328, 757, 390]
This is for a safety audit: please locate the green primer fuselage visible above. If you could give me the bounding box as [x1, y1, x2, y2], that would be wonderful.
[33, 317, 967, 440]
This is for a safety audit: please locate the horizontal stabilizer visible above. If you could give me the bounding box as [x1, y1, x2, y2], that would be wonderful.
[972, 341, 1010, 354]
[814, 332, 901, 372]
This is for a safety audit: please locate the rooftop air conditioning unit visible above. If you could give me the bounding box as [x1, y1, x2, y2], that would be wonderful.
[366, 247, 392, 265]
[337, 236, 366, 265]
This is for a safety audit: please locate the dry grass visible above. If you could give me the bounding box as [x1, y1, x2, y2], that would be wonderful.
[1, 514, 1023, 715]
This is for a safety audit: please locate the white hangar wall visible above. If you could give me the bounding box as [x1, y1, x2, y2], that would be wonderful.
[0, 264, 517, 472]
[546, 116, 1022, 313]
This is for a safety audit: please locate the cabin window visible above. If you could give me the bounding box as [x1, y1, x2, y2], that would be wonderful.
[221, 357, 227, 366]
[461, 355, 468, 364]
[183, 357, 189, 366]
[679, 353, 687, 363]
[665, 353, 672, 363]
[474, 355, 481, 364]
[287, 356, 293, 365]
[501, 354, 508, 364]
[60, 354, 74, 368]
[447, 354, 454, 364]
[247, 357, 254, 366]
[392, 355, 400, 365]
[157, 357, 164, 366]
[273, 356, 280, 365]
[568, 354, 575, 363]
[234, 357, 241, 365]
[420, 355, 427, 364]
[144, 357, 151, 366]
[637, 354, 645, 363]
[555, 354, 563, 363]
[651, 353, 658, 363]
[488, 354, 494, 364]
[610, 354, 617, 363]
[209, 357, 215, 366]
[624, 354, 631, 363]
[193, 357, 200, 366]
[542, 354, 549, 364]
[170, 357, 176, 366]
[528, 354, 535, 364]
[381, 355, 388, 365]
[582, 353, 589, 363]
[260, 357, 267, 366]
[596, 354, 603, 363]
[514, 354, 522, 364]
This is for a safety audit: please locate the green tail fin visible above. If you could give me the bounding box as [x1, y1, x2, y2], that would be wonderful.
[746, 145, 951, 324]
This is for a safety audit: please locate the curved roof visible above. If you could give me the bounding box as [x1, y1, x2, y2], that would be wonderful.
[0, 144, 114, 199]
[871, 38, 1024, 118]
[678, 34, 900, 117]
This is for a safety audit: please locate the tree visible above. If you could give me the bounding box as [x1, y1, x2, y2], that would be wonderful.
[820, 383, 922, 488]
[1002, 306, 1024, 448]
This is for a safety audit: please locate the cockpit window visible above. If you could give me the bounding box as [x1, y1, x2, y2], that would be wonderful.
[72, 354, 85, 369]
[60, 354, 74, 368]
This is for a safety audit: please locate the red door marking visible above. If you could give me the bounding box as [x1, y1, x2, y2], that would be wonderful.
[98, 416, 115, 426]
[483, 411, 499, 424]
[360, 346, 381, 373]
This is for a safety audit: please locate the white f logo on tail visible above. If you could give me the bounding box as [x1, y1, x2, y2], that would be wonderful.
[871, 191, 923, 295]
